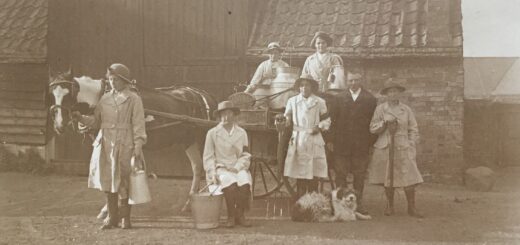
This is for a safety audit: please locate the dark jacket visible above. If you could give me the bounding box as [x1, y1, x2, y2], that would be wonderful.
[330, 88, 377, 157]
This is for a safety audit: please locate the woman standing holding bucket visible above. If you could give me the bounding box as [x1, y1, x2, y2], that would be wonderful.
[203, 101, 252, 228]
[368, 78, 424, 218]
[72, 63, 147, 230]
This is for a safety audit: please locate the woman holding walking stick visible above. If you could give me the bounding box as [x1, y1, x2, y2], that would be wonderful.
[368, 78, 424, 218]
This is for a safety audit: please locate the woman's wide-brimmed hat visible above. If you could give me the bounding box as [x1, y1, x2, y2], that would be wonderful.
[213, 100, 241, 118]
[106, 63, 134, 84]
[294, 74, 319, 92]
[310, 31, 333, 48]
[380, 78, 406, 95]
[264, 42, 284, 54]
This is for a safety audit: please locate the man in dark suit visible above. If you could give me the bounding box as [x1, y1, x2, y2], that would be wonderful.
[328, 70, 377, 214]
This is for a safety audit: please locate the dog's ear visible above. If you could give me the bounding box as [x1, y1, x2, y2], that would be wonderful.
[336, 188, 347, 200]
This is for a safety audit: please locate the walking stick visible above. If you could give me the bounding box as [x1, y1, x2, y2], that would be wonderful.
[388, 121, 398, 188]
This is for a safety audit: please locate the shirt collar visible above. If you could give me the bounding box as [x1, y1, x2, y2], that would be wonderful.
[217, 122, 236, 136]
[349, 88, 361, 95]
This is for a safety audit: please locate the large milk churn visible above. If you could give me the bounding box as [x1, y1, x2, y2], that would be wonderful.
[267, 67, 300, 109]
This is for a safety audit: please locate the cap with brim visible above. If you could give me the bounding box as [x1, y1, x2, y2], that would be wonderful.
[310, 31, 333, 48]
[294, 75, 319, 92]
[213, 101, 241, 118]
[107, 63, 134, 84]
[264, 42, 284, 54]
[380, 78, 406, 95]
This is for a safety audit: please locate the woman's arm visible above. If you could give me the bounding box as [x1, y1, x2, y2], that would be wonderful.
[370, 105, 386, 134]
[233, 132, 252, 172]
[77, 103, 101, 130]
[244, 62, 266, 93]
[131, 96, 147, 149]
[202, 130, 217, 181]
[407, 108, 419, 144]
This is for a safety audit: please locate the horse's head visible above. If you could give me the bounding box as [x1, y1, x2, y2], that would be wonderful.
[48, 68, 79, 134]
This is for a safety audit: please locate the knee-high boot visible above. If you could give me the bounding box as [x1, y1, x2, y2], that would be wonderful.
[307, 178, 319, 193]
[119, 198, 132, 229]
[296, 179, 307, 198]
[101, 192, 119, 230]
[353, 174, 368, 214]
[236, 184, 251, 227]
[384, 187, 395, 216]
[222, 184, 238, 228]
[404, 186, 424, 218]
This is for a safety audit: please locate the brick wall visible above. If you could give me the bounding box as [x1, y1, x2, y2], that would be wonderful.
[362, 57, 464, 181]
[246, 56, 465, 181]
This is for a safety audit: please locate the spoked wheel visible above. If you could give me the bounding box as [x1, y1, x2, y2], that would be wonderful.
[250, 156, 284, 199]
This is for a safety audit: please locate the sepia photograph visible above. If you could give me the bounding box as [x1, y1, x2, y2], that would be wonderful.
[0, 0, 519, 244]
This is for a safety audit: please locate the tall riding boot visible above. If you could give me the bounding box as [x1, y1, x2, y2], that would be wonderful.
[100, 192, 119, 230]
[236, 184, 252, 227]
[119, 198, 132, 229]
[222, 184, 238, 228]
[296, 179, 307, 198]
[307, 178, 319, 194]
[404, 186, 424, 218]
[384, 187, 395, 216]
[353, 175, 368, 214]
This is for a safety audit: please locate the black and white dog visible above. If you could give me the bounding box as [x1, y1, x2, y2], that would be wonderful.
[291, 188, 372, 222]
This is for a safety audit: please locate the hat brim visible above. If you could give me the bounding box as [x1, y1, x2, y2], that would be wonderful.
[106, 69, 133, 83]
[380, 85, 406, 95]
[294, 77, 319, 92]
[263, 47, 284, 54]
[213, 107, 241, 118]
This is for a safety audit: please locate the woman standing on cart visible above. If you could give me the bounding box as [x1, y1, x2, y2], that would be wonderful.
[301, 32, 344, 93]
[283, 75, 331, 198]
[368, 78, 424, 218]
[203, 101, 252, 228]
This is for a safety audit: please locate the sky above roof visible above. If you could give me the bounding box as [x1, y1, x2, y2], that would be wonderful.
[462, 0, 520, 57]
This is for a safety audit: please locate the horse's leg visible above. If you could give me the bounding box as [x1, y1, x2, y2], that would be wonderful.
[181, 142, 203, 213]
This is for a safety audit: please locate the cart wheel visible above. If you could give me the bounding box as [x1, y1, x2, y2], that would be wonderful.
[250, 157, 284, 199]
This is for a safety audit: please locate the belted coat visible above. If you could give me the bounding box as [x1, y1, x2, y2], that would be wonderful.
[80, 88, 147, 199]
[367, 102, 423, 187]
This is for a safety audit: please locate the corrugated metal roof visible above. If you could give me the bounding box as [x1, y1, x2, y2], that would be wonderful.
[247, 0, 462, 58]
[464, 57, 518, 100]
[0, 0, 47, 63]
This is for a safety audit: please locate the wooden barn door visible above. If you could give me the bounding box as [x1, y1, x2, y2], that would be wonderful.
[499, 105, 520, 166]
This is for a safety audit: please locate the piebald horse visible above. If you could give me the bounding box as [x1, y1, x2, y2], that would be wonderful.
[48, 68, 217, 211]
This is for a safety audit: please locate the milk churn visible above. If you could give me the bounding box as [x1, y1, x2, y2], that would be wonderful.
[327, 65, 347, 90]
[267, 67, 300, 109]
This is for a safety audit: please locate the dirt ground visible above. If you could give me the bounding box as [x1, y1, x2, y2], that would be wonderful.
[1, 168, 519, 245]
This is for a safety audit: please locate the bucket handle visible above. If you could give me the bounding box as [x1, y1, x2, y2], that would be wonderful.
[198, 175, 221, 196]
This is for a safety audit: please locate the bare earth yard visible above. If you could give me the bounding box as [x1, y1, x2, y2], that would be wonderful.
[1, 168, 519, 244]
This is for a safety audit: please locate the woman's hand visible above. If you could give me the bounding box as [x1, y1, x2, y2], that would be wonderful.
[71, 111, 82, 121]
[226, 166, 239, 174]
[310, 126, 320, 135]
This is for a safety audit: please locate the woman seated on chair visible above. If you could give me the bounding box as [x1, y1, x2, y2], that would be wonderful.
[203, 101, 252, 228]
[282, 75, 331, 198]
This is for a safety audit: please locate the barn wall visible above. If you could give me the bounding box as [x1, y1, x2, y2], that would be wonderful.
[47, 0, 252, 175]
[0, 63, 48, 145]
[48, 0, 250, 101]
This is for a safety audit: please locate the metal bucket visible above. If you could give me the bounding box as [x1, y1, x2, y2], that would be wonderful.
[190, 192, 223, 229]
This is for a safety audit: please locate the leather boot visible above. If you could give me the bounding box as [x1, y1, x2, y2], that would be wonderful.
[307, 178, 319, 194]
[100, 193, 119, 230]
[296, 179, 307, 199]
[236, 184, 251, 227]
[405, 187, 424, 218]
[223, 184, 238, 228]
[119, 198, 132, 229]
[353, 174, 368, 215]
[384, 187, 395, 216]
